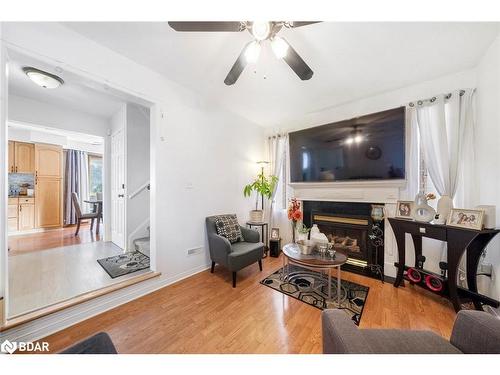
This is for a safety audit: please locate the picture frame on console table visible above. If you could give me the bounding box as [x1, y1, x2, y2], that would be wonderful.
[395, 200, 414, 220]
[271, 227, 280, 240]
[447, 208, 484, 230]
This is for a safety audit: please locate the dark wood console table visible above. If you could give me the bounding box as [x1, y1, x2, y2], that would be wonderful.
[388, 217, 500, 312]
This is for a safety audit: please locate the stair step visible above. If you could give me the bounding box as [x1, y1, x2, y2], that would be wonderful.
[134, 237, 150, 257]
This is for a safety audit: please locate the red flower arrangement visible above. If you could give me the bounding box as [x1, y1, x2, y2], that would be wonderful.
[288, 198, 303, 242]
[288, 198, 302, 222]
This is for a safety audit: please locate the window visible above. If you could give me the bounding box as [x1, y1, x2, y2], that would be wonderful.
[88, 155, 103, 197]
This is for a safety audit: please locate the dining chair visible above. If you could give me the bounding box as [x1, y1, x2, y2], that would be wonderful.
[72, 192, 101, 236]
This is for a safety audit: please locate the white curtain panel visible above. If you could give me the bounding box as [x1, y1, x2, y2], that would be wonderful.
[266, 134, 289, 241]
[415, 89, 475, 280]
[415, 89, 475, 200]
[401, 106, 420, 200]
[454, 90, 476, 208]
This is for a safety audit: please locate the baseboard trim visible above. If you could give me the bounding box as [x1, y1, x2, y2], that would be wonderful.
[0, 263, 211, 343]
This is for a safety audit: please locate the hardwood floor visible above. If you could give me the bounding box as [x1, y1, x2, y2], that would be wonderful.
[8, 222, 100, 256]
[36, 254, 457, 354]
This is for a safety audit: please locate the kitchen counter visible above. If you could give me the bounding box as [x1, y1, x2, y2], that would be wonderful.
[9, 195, 35, 198]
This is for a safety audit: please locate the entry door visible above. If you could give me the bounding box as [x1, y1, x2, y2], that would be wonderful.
[111, 129, 126, 249]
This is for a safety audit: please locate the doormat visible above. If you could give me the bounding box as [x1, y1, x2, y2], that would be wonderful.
[97, 251, 150, 278]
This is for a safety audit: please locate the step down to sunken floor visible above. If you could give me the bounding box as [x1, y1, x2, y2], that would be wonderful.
[134, 237, 150, 257]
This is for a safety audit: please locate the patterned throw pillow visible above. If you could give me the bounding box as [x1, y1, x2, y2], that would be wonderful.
[214, 214, 244, 244]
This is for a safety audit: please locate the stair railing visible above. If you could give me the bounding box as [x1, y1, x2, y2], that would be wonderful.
[128, 180, 150, 199]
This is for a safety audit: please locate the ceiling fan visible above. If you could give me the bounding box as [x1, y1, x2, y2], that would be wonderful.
[168, 21, 319, 85]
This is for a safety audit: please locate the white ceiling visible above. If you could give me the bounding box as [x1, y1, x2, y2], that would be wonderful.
[8, 49, 125, 119]
[63, 22, 499, 127]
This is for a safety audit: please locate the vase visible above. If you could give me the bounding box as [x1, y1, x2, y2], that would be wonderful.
[436, 195, 453, 224]
[291, 221, 297, 243]
[413, 192, 436, 223]
[297, 232, 308, 242]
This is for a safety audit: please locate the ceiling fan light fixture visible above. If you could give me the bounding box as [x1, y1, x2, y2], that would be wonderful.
[271, 36, 289, 59]
[251, 21, 271, 41]
[244, 41, 261, 64]
[23, 67, 64, 89]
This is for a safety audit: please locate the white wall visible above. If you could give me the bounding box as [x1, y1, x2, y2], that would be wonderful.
[126, 104, 150, 243]
[0, 27, 8, 317]
[0, 22, 264, 337]
[476, 34, 500, 300]
[8, 94, 109, 137]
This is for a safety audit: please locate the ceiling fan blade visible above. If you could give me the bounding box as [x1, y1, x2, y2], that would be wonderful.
[282, 39, 314, 81]
[224, 42, 251, 85]
[289, 21, 321, 28]
[168, 22, 245, 32]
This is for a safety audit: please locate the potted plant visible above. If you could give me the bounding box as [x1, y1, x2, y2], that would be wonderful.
[297, 223, 311, 242]
[287, 198, 303, 242]
[243, 170, 278, 223]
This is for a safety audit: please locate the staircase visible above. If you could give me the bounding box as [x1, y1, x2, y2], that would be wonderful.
[133, 225, 150, 257]
[134, 236, 150, 257]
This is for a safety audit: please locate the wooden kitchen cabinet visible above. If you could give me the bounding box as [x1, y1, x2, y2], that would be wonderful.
[35, 143, 63, 178]
[19, 201, 35, 231]
[8, 197, 35, 232]
[35, 178, 62, 228]
[8, 198, 19, 232]
[14, 142, 35, 173]
[8, 141, 35, 173]
[8, 141, 15, 173]
[35, 143, 63, 229]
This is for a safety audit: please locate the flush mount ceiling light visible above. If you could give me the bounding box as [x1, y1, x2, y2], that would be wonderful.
[22, 67, 64, 89]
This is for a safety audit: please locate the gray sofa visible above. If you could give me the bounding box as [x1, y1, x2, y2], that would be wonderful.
[206, 215, 264, 287]
[60, 332, 117, 354]
[322, 309, 500, 354]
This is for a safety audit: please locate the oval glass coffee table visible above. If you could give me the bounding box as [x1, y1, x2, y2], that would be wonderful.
[282, 243, 348, 304]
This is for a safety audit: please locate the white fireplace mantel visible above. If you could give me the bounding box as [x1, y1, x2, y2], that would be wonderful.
[290, 179, 406, 205]
[290, 181, 404, 278]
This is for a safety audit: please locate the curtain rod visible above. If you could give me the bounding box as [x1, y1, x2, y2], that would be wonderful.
[408, 89, 467, 107]
[267, 133, 288, 140]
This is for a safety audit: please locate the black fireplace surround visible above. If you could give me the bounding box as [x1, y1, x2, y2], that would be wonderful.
[302, 201, 385, 279]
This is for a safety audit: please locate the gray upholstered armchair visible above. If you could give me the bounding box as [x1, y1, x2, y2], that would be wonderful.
[206, 215, 264, 287]
[322, 309, 500, 354]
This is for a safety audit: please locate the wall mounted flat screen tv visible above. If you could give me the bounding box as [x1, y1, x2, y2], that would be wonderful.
[289, 107, 405, 183]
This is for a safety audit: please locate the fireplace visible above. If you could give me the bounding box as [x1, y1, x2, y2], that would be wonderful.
[302, 201, 385, 279]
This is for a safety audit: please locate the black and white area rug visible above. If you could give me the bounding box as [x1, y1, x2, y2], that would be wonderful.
[261, 265, 369, 325]
[97, 251, 150, 278]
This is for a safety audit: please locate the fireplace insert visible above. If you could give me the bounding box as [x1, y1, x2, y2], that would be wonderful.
[302, 201, 384, 279]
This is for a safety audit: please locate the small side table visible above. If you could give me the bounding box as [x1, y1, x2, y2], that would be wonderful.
[246, 221, 269, 258]
[269, 238, 281, 257]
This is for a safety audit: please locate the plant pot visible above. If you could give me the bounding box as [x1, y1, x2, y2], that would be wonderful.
[249, 210, 264, 223]
[297, 232, 308, 242]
